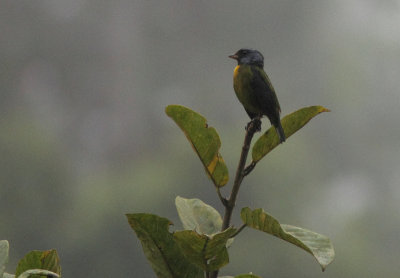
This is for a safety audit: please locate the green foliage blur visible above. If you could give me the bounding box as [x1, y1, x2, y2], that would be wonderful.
[2, 1, 400, 277]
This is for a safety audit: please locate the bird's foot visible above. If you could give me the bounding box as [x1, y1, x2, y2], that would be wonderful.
[246, 118, 262, 133]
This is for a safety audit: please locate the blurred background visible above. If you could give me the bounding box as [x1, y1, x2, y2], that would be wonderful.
[1, 0, 400, 277]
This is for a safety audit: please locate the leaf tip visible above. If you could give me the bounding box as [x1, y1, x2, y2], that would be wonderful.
[165, 104, 174, 116]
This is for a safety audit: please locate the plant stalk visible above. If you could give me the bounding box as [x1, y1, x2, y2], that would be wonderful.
[222, 118, 259, 230]
[210, 118, 260, 278]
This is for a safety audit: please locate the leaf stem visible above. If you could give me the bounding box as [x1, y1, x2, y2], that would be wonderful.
[230, 224, 247, 238]
[216, 187, 228, 207]
[243, 161, 257, 176]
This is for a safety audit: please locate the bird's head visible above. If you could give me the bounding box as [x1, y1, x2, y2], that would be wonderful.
[229, 48, 264, 68]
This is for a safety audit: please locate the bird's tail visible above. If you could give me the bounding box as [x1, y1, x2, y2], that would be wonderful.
[275, 122, 286, 143]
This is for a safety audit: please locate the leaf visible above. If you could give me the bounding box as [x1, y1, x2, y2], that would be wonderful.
[175, 197, 234, 248]
[0, 240, 9, 277]
[174, 228, 236, 272]
[252, 106, 330, 162]
[166, 105, 229, 187]
[17, 269, 59, 278]
[175, 196, 222, 235]
[126, 213, 204, 278]
[241, 208, 334, 271]
[15, 250, 61, 278]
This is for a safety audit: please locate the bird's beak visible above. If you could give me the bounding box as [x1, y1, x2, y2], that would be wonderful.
[228, 54, 238, 60]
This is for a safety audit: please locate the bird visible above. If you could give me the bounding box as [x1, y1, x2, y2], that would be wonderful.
[229, 48, 286, 143]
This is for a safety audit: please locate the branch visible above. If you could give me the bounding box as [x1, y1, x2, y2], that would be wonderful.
[210, 118, 260, 278]
[221, 118, 260, 230]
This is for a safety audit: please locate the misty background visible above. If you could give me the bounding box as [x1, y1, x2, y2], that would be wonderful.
[2, 1, 400, 277]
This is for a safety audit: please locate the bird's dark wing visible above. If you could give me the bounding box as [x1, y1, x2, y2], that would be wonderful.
[250, 66, 281, 125]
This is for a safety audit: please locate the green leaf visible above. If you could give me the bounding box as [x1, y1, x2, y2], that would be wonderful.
[0, 240, 9, 277]
[15, 250, 61, 278]
[126, 213, 204, 278]
[241, 208, 334, 271]
[166, 105, 229, 187]
[17, 269, 59, 278]
[175, 196, 222, 235]
[252, 106, 330, 162]
[174, 228, 236, 272]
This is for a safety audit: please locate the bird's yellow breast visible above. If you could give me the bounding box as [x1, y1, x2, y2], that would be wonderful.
[233, 65, 252, 91]
[233, 65, 240, 79]
[232, 65, 260, 114]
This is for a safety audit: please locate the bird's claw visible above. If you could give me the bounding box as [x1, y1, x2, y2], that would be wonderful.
[246, 118, 262, 133]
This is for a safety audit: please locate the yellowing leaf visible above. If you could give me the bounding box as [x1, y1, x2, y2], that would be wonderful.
[166, 105, 229, 187]
[252, 106, 330, 162]
[241, 207, 334, 271]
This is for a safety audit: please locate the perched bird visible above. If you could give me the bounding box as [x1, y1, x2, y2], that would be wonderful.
[229, 48, 286, 143]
